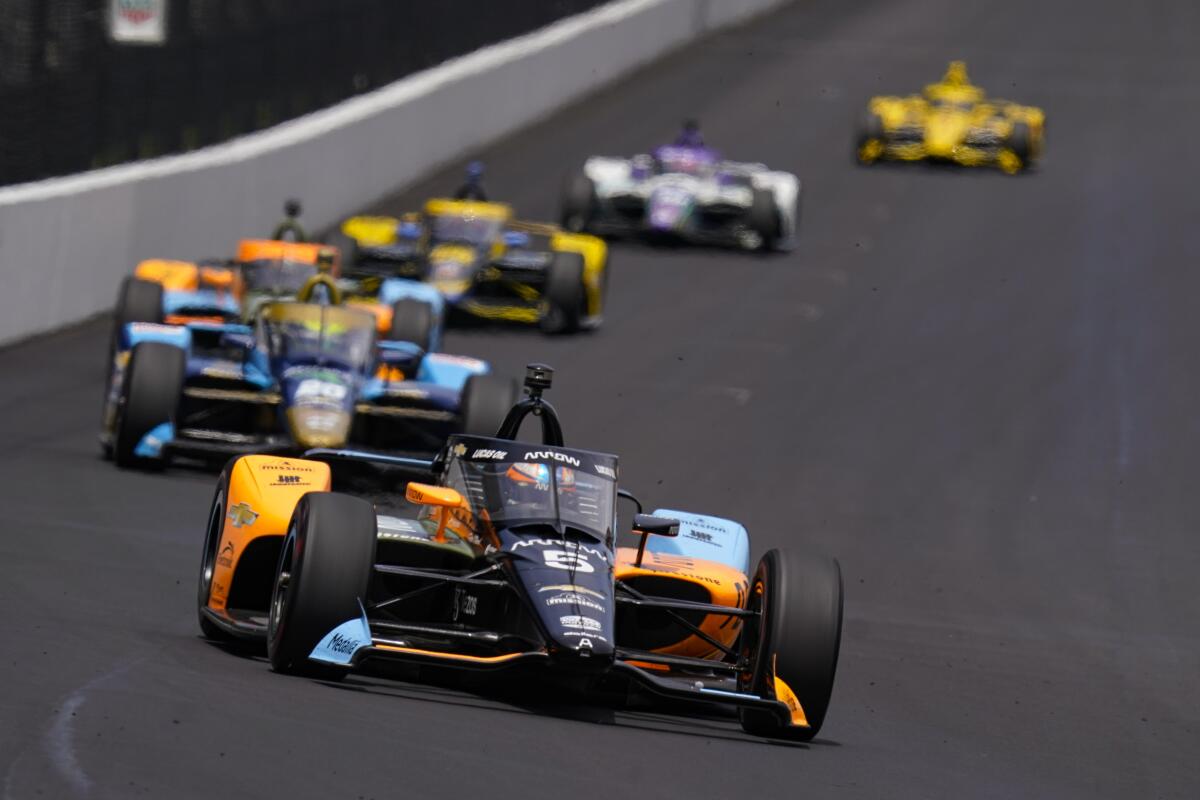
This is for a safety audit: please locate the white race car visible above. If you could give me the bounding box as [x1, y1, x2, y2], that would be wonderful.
[561, 144, 799, 251]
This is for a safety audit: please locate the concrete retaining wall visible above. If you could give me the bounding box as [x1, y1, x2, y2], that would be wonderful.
[0, 0, 791, 345]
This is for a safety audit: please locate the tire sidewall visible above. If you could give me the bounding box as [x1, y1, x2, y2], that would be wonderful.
[114, 341, 184, 468]
[267, 493, 377, 676]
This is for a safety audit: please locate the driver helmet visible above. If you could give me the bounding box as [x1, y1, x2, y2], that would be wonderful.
[315, 248, 336, 273]
[675, 119, 704, 147]
[466, 160, 485, 182]
[505, 462, 552, 507]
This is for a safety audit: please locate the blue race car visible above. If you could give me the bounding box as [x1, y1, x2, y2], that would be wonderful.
[100, 300, 517, 468]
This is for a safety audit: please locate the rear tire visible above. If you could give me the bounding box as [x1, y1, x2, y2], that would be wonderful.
[267, 493, 377, 679]
[110, 277, 163, 358]
[113, 341, 184, 469]
[387, 298, 435, 351]
[539, 251, 586, 334]
[738, 548, 843, 741]
[324, 230, 358, 273]
[460, 374, 519, 437]
[560, 174, 597, 233]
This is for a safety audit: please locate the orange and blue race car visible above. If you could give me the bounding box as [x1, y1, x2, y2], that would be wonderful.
[196, 364, 844, 741]
[857, 61, 1045, 174]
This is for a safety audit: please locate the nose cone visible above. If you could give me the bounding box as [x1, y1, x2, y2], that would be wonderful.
[286, 407, 352, 448]
[507, 538, 616, 669]
[648, 187, 690, 232]
[924, 112, 968, 157]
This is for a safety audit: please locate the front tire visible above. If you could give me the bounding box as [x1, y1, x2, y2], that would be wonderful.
[738, 548, 843, 741]
[856, 112, 886, 164]
[539, 251, 587, 334]
[460, 374, 519, 437]
[197, 467, 235, 641]
[113, 341, 184, 468]
[746, 189, 781, 252]
[267, 493, 377, 679]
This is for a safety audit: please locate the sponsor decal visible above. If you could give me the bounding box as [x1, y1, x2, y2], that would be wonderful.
[452, 587, 478, 621]
[645, 551, 723, 586]
[523, 451, 581, 467]
[216, 540, 234, 568]
[559, 615, 602, 631]
[471, 448, 508, 460]
[261, 461, 315, 472]
[562, 630, 608, 644]
[452, 444, 468, 457]
[294, 379, 348, 405]
[545, 593, 605, 612]
[226, 502, 259, 528]
[538, 584, 605, 599]
[274, 474, 305, 486]
[684, 530, 717, 545]
[327, 632, 361, 656]
[594, 464, 617, 480]
[544, 594, 604, 614]
[510, 539, 607, 560]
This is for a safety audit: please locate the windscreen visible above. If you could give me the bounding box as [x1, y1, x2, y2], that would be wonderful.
[242, 259, 319, 294]
[258, 302, 376, 371]
[429, 214, 503, 246]
[441, 445, 618, 540]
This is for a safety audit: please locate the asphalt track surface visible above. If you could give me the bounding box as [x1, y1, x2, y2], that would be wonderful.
[3, 1, 1200, 797]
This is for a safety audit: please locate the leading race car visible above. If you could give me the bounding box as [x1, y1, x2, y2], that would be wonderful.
[856, 61, 1046, 174]
[561, 135, 800, 251]
[102, 299, 516, 467]
[196, 364, 843, 741]
[330, 199, 607, 334]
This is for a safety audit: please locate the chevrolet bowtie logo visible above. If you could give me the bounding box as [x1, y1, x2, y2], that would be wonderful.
[227, 502, 259, 528]
[452, 444, 468, 457]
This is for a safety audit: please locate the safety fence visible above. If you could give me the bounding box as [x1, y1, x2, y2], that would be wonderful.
[0, 0, 607, 186]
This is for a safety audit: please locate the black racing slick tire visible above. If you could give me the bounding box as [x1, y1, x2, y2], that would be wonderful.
[747, 189, 781, 251]
[1007, 122, 1033, 167]
[113, 341, 184, 469]
[267, 493, 376, 679]
[856, 112, 886, 163]
[197, 465, 236, 642]
[738, 548, 843, 741]
[109, 277, 163, 356]
[387, 298, 435, 351]
[539, 251, 587, 334]
[324, 229, 359, 273]
[560, 173, 597, 233]
[460, 374, 520, 437]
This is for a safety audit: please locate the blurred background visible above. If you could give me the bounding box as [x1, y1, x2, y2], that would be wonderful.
[0, 0, 606, 185]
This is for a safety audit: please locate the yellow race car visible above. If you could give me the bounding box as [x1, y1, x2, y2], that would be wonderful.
[329, 199, 608, 334]
[857, 61, 1045, 174]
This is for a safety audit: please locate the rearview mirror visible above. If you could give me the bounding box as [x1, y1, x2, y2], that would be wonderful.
[406, 482, 467, 543]
[632, 514, 680, 567]
[406, 482, 465, 508]
[632, 514, 679, 537]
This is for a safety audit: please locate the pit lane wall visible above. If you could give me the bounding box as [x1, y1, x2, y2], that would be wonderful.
[0, 0, 792, 346]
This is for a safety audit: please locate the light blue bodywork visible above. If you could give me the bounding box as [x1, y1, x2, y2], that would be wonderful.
[162, 288, 241, 319]
[309, 605, 373, 666]
[645, 508, 751, 576]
